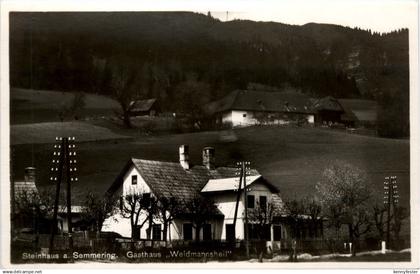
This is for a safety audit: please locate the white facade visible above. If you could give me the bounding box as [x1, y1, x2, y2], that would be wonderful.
[102, 165, 224, 241]
[210, 181, 287, 241]
[221, 110, 314, 128]
[103, 164, 288, 242]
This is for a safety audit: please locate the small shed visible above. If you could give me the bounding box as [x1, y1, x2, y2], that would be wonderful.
[128, 98, 160, 117]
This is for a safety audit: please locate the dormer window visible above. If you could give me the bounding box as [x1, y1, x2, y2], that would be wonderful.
[132, 175, 138, 185]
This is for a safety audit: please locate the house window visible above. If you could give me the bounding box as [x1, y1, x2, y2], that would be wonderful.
[243, 113, 247, 118]
[247, 195, 255, 209]
[203, 223, 212, 241]
[183, 223, 193, 240]
[273, 225, 282, 241]
[131, 175, 138, 185]
[226, 224, 235, 242]
[259, 195, 267, 210]
[152, 224, 161, 241]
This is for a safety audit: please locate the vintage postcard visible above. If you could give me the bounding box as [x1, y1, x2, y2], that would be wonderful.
[0, 0, 419, 270]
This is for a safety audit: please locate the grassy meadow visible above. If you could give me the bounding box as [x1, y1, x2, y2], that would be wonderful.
[10, 89, 410, 238]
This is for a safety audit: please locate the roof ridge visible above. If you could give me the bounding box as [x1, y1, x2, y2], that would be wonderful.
[132, 158, 181, 166]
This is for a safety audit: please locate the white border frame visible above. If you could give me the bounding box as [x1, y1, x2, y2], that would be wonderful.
[1, 0, 419, 269]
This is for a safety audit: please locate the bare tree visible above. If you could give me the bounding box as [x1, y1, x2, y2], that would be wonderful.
[303, 197, 322, 238]
[156, 196, 183, 241]
[316, 161, 372, 256]
[58, 92, 86, 121]
[107, 56, 142, 128]
[284, 198, 306, 239]
[120, 193, 148, 239]
[82, 192, 117, 237]
[174, 77, 212, 130]
[13, 188, 55, 245]
[391, 206, 409, 242]
[372, 202, 387, 240]
[144, 195, 159, 241]
[184, 195, 218, 243]
[248, 201, 274, 261]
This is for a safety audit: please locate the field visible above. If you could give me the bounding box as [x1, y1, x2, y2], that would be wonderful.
[10, 88, 119, 124]
[9, 89, 410, 237]
[11, 127, 410, 212]
[11, 121, 130, 145]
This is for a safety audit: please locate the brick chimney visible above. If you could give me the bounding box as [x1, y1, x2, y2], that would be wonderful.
[179, 145, 190, 170]
[24, 167, 36, 183]
[202, 147, 215, 169]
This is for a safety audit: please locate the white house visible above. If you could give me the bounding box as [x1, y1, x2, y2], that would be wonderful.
[102, 145, 291, 243]
[204, 90, 316, 128]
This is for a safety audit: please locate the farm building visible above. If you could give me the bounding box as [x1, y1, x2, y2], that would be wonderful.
[102, 145, 323, 244]
[338, 99, 377, 128]
[313, 96, 358, 127]
[204, 90, 316, 128]
[128, 98, 161, 117]
[13, 167, 87, 234]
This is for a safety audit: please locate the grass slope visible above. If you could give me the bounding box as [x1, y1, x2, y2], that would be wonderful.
[11, 88, 119, 124]
[11, 127, 409, 215]
[11, 121, 130, 145]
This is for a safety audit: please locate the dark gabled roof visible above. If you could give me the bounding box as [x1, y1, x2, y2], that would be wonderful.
[129, 98, 157, 112]
[107, 158, 285, 217]
[205, 90, 316, 115]
[14, 180, 38, 198]
[108, 158, 280, 202]
[272, 193, 289, 216]
[107, 158, 266, 201]
[313, 96, 344, 112]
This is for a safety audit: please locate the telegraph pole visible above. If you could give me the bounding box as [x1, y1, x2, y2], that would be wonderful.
[243, 161, 251, 259]
[49, 137, 78, 256]
[384, 176, 399, 247]
[233, 161, 251, 258]
[50, 137, 65, 252]
[233, 163, 243, 239]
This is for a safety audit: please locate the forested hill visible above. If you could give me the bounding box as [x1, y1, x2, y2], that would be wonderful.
[10, 12, 409, 137]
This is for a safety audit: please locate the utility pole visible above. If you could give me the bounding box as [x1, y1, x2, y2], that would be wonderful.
[384, 175, 398, 248]
[49, 137, 78, 257]
[233, 161, 251, 258]
[50, 138, 65, 252]
[243, 161, 249, 259]
[233, 163, 243, 239]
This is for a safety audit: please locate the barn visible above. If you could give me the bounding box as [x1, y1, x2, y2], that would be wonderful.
[128, 98, 161, 117]
[313, 96, 358, 127]
[204, 90, 316, 128]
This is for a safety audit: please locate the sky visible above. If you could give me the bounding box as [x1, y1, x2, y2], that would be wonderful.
[194, 0, 418, 33]
[1, 0, 417, 33]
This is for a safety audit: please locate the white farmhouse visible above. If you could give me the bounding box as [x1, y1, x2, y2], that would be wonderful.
[102, 145, 291, 243]
[204, 90, 316, 128]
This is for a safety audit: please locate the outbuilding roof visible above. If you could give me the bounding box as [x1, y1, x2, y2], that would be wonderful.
[205, 90, 316, 115]
[129, 98, 158, 112]
[14, 180, 39, 199]
[201, 175, 262, 193]
[313, 96, 344, 112]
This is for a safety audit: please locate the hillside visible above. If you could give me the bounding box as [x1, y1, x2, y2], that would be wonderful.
[9, 12, 409, 137]
[11, 88, 119, 124]
[11, 127, 410, 213]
